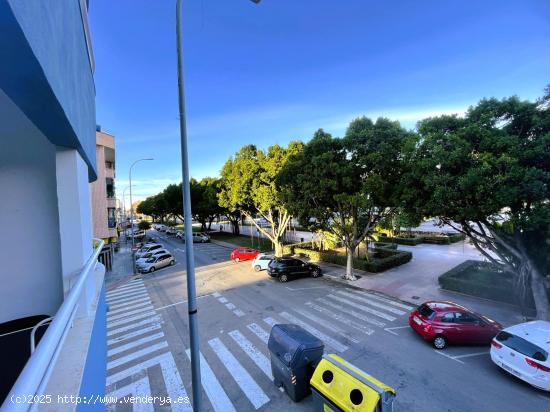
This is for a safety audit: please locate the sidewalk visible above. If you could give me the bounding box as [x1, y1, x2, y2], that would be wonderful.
[104, 238, 138, 291]
[318, 241, 526, 326]
[213, 236, 525, 325]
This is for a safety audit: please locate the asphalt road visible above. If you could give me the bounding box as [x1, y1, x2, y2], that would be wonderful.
[104, 231, 549, 412]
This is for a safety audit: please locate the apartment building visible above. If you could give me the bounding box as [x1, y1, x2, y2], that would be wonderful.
[0, 1, 106, 410]
[91, 128, 118, 244]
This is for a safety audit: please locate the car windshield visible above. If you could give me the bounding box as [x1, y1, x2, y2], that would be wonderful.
[146, 257, 156, 263]
[496, 331, 548, 362]
[418, 304, 436, 320]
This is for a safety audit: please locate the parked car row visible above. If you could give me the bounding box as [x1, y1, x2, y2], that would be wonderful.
[409, 300, 550, 391]
[229, 248, 323, 283]
[176, 231, 210, 243]
[134, 242, 175, 273]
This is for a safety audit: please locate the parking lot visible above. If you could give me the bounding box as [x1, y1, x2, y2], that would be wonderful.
[104, 231, 550, 411]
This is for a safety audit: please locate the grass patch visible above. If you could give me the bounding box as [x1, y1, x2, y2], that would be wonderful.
[209, 232, 274, 251]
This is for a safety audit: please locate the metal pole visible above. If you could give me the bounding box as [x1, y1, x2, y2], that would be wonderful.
[176, 1, 202, 410]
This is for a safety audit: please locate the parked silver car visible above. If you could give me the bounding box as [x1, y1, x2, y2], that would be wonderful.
[136, 248, 170, 263]
[136, 253, 175, 273]
[135, 243, 165, 259]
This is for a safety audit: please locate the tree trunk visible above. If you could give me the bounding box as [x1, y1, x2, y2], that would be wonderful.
[343, 246, 357, 281]
[274, 241, 284, 257]
[529, 264, 550, 321]
[232, 221, 240, 235]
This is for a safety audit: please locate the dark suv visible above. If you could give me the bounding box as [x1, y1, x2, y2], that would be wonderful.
[267, 258, 322, 282]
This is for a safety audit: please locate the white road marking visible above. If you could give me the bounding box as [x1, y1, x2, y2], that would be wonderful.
[108, 311, 158, 328]
[107, 352, 192, 412]
[154, 294, 212, 311]
[108, 332, 165, 357]
[263, 317, 278, 327]
[384, 325, 410, 335]
[108, 324, 162, 345]
[293, 308, 360, 343]
[453, 351, 489, 359]
[279, 312, 349, 353]
[336, 291, 407, 315]
[434, 350, 465, 364]
[107, 316, 163, 336]
[218, 297, 228, 303]
[108, 306, 155, 321]
[304, 302, 374, 336]
[225, 303, 236, 310]
[353, 291, 415, 311]
[106, 376, 153, 412]
[185, 349, 236, 412]
[107, 291, 149, 305]
[108, 296, 151, 311]
[108, 301, 153, 316]
[320, 299, 386, 328]
[107, 285, 147, 298]
[107, 341, 169, 370]
[233, 309, 245, 317]
[284, 286, 326, 291]
[208, 338, 270, 409]
[247, 323, 270, 344]
[229, 330, 273, 379]
[326, 294, 396, 322]
[212, 292, 221, 298]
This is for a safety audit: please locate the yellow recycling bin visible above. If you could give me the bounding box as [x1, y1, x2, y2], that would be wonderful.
[310, 354, 396, 412]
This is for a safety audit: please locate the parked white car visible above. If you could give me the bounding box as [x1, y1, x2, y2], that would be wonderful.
[135, 243, 165, 259]
[490, 320, 550, 391]
[136, 252, 175, 273]
[166, 227, 177, 235]
[251, 253, 274, 271]
[136, 248, 170, 263]
[180, 233, 210, 243]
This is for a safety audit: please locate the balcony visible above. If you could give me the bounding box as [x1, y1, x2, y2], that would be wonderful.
[1, 240, 106, 410]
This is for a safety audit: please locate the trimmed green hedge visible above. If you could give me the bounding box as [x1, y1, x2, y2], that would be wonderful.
[293, 246, 412, 273]
[438, 260, 543, 308]
[377, 231, 466, 245]
[373, 242, 398, 250]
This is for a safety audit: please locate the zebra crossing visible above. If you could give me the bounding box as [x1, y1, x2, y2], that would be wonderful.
[104, 277, 414, 411]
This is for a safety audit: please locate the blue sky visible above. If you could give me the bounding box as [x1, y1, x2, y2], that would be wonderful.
[89, 0, 550, 205]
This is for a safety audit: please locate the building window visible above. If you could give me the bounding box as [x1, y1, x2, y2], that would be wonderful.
[108, 208, 116, 228]
[106, 177, 115, 198]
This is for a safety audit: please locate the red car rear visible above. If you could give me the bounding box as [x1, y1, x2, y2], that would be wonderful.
[230, 247, 260, 262]
[409, 301, 502, 349]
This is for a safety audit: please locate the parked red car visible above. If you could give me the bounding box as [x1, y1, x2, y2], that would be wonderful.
[409, 301, 502, 349]
[230, 247, 260, 262]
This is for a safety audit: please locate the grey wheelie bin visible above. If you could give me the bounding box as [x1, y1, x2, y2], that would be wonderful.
[267, 323, 324, 402]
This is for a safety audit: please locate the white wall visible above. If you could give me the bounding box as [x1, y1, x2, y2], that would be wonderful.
[0, 90, 63, 323]
[55, 148, 93, 295]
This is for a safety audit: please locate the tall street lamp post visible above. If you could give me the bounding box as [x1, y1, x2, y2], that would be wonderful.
[129, 158, 153, 273]
[174, 1, 261, 410]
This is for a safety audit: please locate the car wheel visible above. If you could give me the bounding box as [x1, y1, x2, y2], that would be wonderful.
[149, 266, 156, 273]
[235, 257, 240, 263]
[311, 268, 321, 278]
[254, 265, 261, 272]
[170, 260, 175, 266]
[279, 274, 288, 283]
[432, 335, 447, 350]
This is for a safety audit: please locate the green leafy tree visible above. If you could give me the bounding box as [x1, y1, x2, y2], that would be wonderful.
[219, 142, 304, 256]
[191, 177, 224, 231]
[138, 221, 151, 231]
[137, 194, 168, 222]
[280, 121, 412, 279]
[162, 183, 184, 221]
[411, 93, 550, 319]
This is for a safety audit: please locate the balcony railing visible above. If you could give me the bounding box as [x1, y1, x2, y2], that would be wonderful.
[108, 218, 117, 229]
[1, 239, 104, 411]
